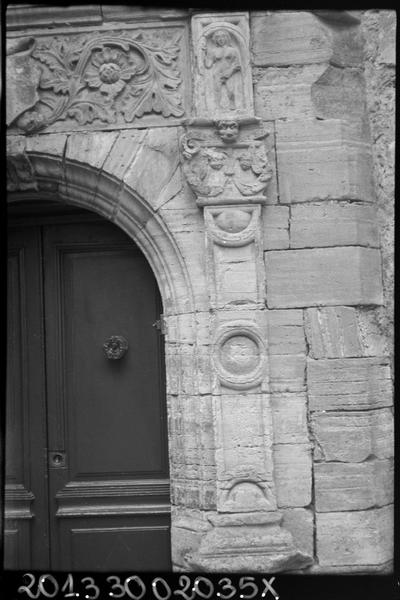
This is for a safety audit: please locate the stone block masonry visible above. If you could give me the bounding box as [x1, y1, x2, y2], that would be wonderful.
[276, 120, 375, 204]
[314, 460, 393, 512]
[316, 506, 393, 568]
[304, 306, 388, 358]
[311, 409, 393, 463]
[254, 9, 394, 575]
[290, 202, 380, 249]
[307, 357, 392, 411]
[265, 247, 383, 308]
[361, 10, 395, 367]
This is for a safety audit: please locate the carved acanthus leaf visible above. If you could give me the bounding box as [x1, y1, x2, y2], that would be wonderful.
[9, 30, 185, 133]
[122, 32, 184, 120]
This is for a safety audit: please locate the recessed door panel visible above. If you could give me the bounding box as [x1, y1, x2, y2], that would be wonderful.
[43, 225, 168, 480]
[6, 250, 25, 484]
[63, 518, 171, 571]
[5, 227, 50, 570]
[5, 213, 171, 571]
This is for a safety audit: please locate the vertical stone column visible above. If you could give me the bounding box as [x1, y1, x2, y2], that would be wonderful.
[178, 12, 312, 571]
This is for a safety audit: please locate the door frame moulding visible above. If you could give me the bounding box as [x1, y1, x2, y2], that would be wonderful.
[7, 140, 206, 570]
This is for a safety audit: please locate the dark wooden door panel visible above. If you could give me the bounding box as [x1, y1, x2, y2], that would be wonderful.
[6, 215, 171, 571]
[3, 529, 19, 567]
[56, 516, 171, 571]
[5, 228, 50, 570]
[43, 224, 169, 479]
[42, 221, 170, 570]
[6, 249, 26, 484]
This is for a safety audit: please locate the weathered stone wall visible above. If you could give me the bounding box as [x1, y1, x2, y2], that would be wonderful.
[6, 7, 394, 574]
[251, 9, 394, 572]
[360, 10, 395, 370]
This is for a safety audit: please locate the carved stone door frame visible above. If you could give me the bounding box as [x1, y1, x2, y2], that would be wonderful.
[5, 133, 211, 561]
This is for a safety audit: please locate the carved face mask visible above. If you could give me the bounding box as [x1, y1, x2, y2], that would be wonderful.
[239, 153, 253, 170]
[217, 120, 239, 143]
[212, 30, 230, 47]
[208, 151, 226, 170]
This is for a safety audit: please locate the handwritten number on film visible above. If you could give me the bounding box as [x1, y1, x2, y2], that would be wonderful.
[18, 574, 101, 599]
[17, 573, 279, 599]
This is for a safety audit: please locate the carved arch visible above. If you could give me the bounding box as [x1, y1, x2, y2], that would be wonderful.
[7, 148, 197, 321]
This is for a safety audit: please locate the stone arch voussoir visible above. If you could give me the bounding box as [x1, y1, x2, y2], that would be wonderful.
[7, 144, 197, 322]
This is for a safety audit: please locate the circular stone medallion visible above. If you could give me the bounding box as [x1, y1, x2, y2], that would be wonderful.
[219, 335, 260, 375]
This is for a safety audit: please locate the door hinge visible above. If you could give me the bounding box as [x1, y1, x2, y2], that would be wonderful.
[152, 315, 166, 335]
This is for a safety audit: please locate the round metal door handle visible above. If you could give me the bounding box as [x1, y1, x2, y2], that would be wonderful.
[103, 335, 129, 360]
[49, 451, 66, 467]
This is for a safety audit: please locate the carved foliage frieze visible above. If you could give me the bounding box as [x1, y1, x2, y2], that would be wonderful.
[7, 27, 187, 134]
[192, 13, 253, 117]
[181, 119, 273, 205]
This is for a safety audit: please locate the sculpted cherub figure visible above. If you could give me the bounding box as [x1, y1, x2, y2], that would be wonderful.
[234, 147, 273, 196]
[204, 148, 228, 195]
[181, 134, 228, 198]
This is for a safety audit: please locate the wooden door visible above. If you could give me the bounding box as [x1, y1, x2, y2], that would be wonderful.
[5, 210, 171, 571]
[6, 226, 50, 569]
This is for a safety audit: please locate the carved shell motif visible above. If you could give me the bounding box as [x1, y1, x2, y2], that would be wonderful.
[213, 209, 251, 233]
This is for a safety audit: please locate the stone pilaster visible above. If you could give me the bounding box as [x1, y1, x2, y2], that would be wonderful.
[178, 12, 312, 571]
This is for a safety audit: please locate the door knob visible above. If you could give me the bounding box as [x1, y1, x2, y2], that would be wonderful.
[103, 335, 129, 360]
[49, 451, 66, 467]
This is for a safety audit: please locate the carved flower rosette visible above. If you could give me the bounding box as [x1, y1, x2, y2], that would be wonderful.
[9, 30, 185, 133]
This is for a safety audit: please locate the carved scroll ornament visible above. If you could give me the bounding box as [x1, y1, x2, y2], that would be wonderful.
[7, 31, 185, 134]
